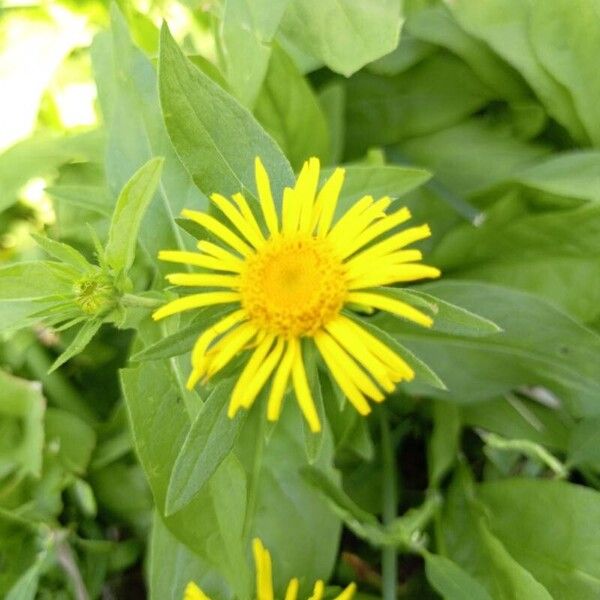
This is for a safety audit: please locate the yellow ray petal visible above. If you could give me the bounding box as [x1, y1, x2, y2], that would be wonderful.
[255, 156, 279, 236]
[253, 539, 274, 600]
[187, 311, 248, 388]
[329, 196, 391, 247]
[284, 578, 300, 600]
[229, 335, 275, 416]
[315, 332, 384, 402]
[326, 195, 374, 241]
[281, 186, 300, 234]
[205, 322, 258, 378]
[267, 341, 296, 422]
[340, 206, 412, 259]
[291, 340, 321, 432]
[236, 338, 284, 411]
[335, 582, 357, 600]
[342, 317, 415, 380]
[346, 224, 431, 267]
[308, 580, 325, 600]
[345, 249, 423, 280]
[297, 157, 321, 233]
[346, 292, 433, 328]
[158, 250, 242, 273]
[181, 209, 252, 257]
[348, 264, 441, 289]
[209, 193, 264, 249]
[326, 317, 397, 391]
[314, 333, 371, 415]
[232, 192, 266, 244]
[166, 273, 240, 288]
[184, 582, 212, 600]
[196, 240, 244, 265]
[315, 167, 345, 236]
[153, 291, 240, 321]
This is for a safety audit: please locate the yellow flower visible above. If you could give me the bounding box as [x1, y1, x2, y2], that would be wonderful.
[183, 538, 356, 600]
[154, 157, 440, 431]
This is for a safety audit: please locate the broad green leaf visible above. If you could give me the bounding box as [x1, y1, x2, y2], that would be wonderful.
[443, 468, 553, 600]
[166, 380, 246, 516]
[105, 157, 164, 273]
[322, 164, 431, 209]
[515, 151, 600, 203]
[445, 0, 588, 143]
[397, 117, 550, 197]
[279, 0, 401, 77]
[0, 261, 78, 300]
[345, 53, 493, 157]
[31, 234, 92, 272]
[45, 408, 97, 475]
[433, 199, 600, 321]
[0, 370, 45, 479]
[91, 6, 201, 275]
[158, 24, 294, 199]
[45, 184, 113, 217]
[428, 401, 461, 488]
[219, 0, 291, 107]
[423, 552, 493, 600]
[567, 416, 600, 470]
[318, 81, 346, 165]
[367, 33, 436, 76]
[528, 0, 600, 146]
[479, 478, 600, 599]
[254, 45, 330, 170]
[0, 129, 105, 211]
[407, 5, 530, 101]
[49, 319, 103, 373]
[149, 513, 232, 600]
[0, 510, 41, 598]
[121, 358, 251, 597]
[374, 281, 600, 416]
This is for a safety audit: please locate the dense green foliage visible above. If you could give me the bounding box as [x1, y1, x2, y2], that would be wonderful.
[3, 1, 600, 598]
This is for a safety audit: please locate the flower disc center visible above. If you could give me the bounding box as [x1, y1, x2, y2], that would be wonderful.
[240, 235, 347, 337]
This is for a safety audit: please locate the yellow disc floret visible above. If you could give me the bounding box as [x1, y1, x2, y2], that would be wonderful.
[240, 234, 347, 338]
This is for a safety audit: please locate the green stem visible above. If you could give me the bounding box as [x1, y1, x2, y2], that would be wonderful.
[380, 408, 398, 600]
[120, 293, 163, 309]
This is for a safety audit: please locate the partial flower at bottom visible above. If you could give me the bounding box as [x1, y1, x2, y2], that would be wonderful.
[183, 538, 356, 600]
[153, 156, 440, 431]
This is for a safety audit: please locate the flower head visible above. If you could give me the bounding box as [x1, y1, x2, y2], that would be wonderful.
[184, 538, 356, 600]
[154, 157, 440, 431]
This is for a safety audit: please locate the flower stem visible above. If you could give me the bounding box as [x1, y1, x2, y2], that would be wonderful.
[380, 408, 398, 600]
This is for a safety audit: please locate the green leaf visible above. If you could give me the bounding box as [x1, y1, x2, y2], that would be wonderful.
[528, 0, 600, 146]
[45, 408, 97, 475]
[514, 151, 600, 203]
[158, 23, 294, 199]
[0, 261, 78, 301]
[49, 319, 103, 373]
[279, 0, 402, 76]
[428, 401, 461, 488]
[254, 44, 330, 170]
[219, 0, 291, 107]
[375, 281, 600, 416]
[322, 164, 431, 209]
[105, 157, 164, 273]
[567, 416, 600, 470]
[0, 370, 45, 479]
[149, 513, 232, 600]
[433, 199, 600, 322]
[92, 6, 202, 275]
[445, 0, 588, 143]
[31, 234, 92, 273]
[45, 184, 113, 216]
[165, 380, 247, 516]
[0, 129, 105, 212]
[423, 552, 493, 600]
[479, 478, 600, 599]
[345, 53, 493, 157]
[442, 467, 554, 600]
